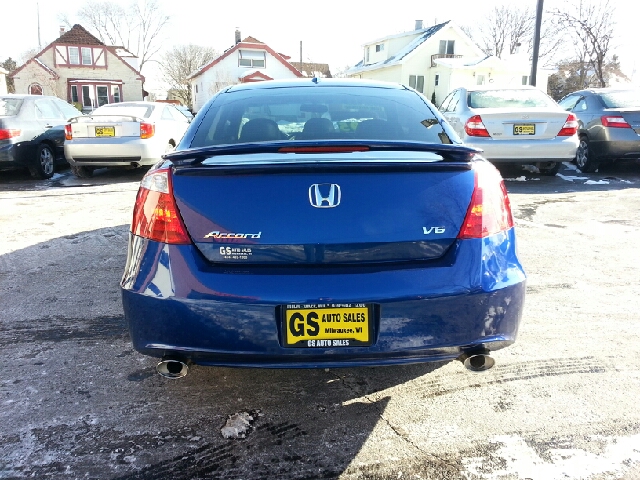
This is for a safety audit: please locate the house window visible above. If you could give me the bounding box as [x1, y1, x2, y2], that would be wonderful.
[365, 47, 370, 64]
[82, 85, 92, 107]
[195, 84, 198, 93]
[375, 43, 384, 52]
[71, 85, 79, 103]
[439, 40, 455, 55]
[477, 74, 486, 85]
[522, 75, 529, 85]
[239, 50, 266, 68]
[408, 75, 424, 93]
[96, 86, 109, 106]
[29, 83, 43, 95]
[81, 47, 92, 65]
[112, 85, 120, 103]
[69, 47, 80, 65]
[435, 74, 439, 86]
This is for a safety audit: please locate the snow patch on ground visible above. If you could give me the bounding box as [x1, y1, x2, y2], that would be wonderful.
[221, 411, 262, 439]
[562, 162, 580, 172]
[49, 173, 65, 181]
[504, 176, 540, 182]
[584, 179, 610, 185]
[463, 433, 640, 479]
[557, 174, 588, 182]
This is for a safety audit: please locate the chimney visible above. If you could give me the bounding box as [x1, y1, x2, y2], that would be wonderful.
[60, 25, 66, 36]
[235, 28, 241, 45]
[415, 20, 423, 30]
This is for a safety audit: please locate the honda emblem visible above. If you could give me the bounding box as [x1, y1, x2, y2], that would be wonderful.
[309, 184, 341, 208]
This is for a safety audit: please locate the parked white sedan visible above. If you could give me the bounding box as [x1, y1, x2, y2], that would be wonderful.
[439, 86, 579, 175]
[64, 102, 191, 178]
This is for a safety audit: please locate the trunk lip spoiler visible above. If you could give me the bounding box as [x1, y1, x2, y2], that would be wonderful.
[164, 140, 482, 166]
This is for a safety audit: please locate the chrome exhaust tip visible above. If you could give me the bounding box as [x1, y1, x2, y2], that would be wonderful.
[459, 351, 495, 372]
[156, 356, 189, 379]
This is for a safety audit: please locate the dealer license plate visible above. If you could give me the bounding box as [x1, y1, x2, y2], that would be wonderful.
[282, 303, 373, 348]
[513, 124, 535, 135]
[95, 126, 115, 137]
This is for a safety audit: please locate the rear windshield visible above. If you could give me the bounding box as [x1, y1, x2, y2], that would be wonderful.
[468, 89, 557, 109]
[0, 98, 23, 116]
[189, 85, 451, 147]
[92, 104, 154, 118]
[599, 91, 640, 108]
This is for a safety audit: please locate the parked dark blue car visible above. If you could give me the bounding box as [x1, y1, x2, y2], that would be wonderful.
[121, 79, 526, 378]
[0, 95, 81, 178]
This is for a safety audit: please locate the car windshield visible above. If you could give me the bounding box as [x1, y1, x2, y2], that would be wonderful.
[599, 91, 640, 108]
[0, 98, 23, 116]
[92, 104, 154, 118]
[468, 89, 557, 109]
[189, 85, 451, 147]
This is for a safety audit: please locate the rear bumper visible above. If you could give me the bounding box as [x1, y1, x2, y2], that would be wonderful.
[121, 229, 526, 368]
[0, 143, 25, 168]
[64, 138, 161, 166]
[464, 135, 579, 163]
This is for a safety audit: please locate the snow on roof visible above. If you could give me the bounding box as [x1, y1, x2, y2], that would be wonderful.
[348, 22, 449, 74]
[33, 58, 58, 77]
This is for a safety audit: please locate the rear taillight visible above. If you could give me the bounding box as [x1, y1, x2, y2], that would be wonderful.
[64, 124, 73, 140]
[558, 113, 579, 136]
[0, 129, 21, 140]
[131, 168, 191, 244]
[140, 122, 155, 139]
[464, 115, 491, 137]
[601, 115, 631, 128]
[457, 162, 514, 239]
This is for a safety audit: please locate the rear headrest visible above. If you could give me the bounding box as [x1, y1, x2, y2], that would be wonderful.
[239, 118, 283, 142]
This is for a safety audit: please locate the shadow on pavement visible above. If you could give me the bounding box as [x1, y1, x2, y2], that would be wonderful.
[0, 226, 459, 479]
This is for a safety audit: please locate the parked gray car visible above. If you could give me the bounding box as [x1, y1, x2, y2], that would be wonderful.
[439, 86, 579, 175]
[64, 102, 191, 178]
[0, 95, 82, 179]
[558, 88, 640, 172]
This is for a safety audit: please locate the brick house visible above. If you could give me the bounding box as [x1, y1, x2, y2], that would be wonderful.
[10, 24, 144, 111]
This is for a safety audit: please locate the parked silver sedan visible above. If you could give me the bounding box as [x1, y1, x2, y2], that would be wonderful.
[439, 86, 579, 175]
[64, 102, 191, 178]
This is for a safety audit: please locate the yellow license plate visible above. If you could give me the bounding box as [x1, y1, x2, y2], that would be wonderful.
[283, 303, 373, 347]
[95, 126, 115, 137]
[513, 124, 535, 135]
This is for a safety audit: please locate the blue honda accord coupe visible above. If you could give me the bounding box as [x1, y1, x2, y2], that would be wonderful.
[121, 79, 526, 378]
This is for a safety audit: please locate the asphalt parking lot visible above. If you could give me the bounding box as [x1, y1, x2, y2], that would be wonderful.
[1, 161, 640, 480]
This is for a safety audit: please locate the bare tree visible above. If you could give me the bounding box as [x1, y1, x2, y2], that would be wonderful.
[160, 45, 218, 109]
[553, 0, 615, 87]
[463, 4, 564, 63]
[77, 0, 169, 73]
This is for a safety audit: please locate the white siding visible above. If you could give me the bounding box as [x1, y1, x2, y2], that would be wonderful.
[0, 72, 7, 95]
[190, 48, 300, 113]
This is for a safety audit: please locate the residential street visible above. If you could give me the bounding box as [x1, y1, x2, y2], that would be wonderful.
[1, 162, 640, 479]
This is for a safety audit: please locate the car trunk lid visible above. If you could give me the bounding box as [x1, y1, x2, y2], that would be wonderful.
[171, 151, 475, 265]
[68, 115, 144, 138]
[473, 108, 570, 140]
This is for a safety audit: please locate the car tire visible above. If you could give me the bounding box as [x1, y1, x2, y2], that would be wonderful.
[575, 136, 598, 173]
[538, 161, 562, 176]
[29, 144, 55, 179]
[71, 165, 94, 178]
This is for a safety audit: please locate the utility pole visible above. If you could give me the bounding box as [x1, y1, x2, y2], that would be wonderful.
[37, 1, 42, 50]
[530, 0, 544, 86]
[299, 41, 303, 73]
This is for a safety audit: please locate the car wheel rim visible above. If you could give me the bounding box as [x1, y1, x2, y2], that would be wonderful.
[40, 148, 54, 175]
[577, 141, 588, 168]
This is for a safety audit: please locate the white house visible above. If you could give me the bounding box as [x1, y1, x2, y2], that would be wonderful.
[0, 66, 8, 95]
[188, 32, 303, 113]
[347, 20, 549, 106]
